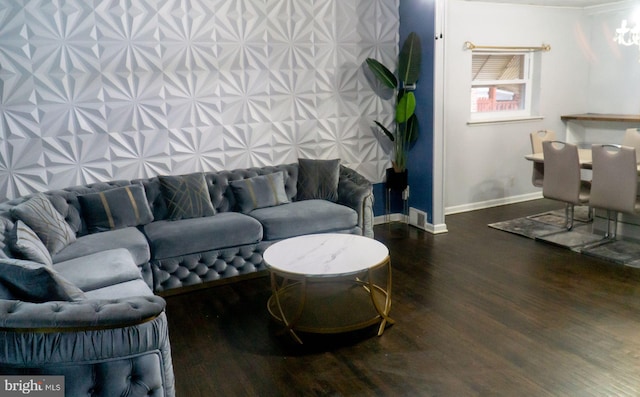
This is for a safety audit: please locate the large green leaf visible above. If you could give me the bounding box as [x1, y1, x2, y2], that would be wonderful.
[398, 32, 422, 85]
[404, 114, 419, 146]
[366, 58, 397, 89]
[374, 121, 395, 141]
[396, 92, 416, 123]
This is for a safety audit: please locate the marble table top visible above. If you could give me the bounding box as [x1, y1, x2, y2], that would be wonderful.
[264, 233, 389, 277]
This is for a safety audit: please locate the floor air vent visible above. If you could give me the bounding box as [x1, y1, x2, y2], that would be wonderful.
[409, 208, 428, 230]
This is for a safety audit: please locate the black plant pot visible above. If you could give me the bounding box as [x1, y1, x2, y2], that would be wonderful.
[385, 168, 408, 191]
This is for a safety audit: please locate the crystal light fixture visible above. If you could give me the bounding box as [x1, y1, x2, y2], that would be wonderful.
[614, 10, 640, 62]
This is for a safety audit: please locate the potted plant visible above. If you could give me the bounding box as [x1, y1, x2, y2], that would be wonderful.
[366, 32, 422, 190]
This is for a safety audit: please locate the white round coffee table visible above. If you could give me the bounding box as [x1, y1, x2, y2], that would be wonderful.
[264, 233, 393, 344]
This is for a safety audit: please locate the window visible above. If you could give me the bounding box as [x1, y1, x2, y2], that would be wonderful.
[470, 52, 534, 121]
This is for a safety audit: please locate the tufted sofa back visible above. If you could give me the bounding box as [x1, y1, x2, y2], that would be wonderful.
[0, 165, 299, 246]
[0, 181, 133, 257]
[134, 163, 299, 221]
[0, 162, 372, 258]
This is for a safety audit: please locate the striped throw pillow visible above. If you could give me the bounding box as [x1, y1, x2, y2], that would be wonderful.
[10, 220, 53, 266]
[10, 194, 76, 255]
[78, 184, 154, 233]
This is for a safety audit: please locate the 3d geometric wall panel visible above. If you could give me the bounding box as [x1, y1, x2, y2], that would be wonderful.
[0, 0, 399, 201]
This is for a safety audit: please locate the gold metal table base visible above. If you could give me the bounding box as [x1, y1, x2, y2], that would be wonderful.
[267, 259, 393, 344]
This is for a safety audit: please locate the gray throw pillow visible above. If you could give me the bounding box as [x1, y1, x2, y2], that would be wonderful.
[78, 184, 154, 233]
[9, 220, 53, 266]
[296, 158, 340, 202]
[0, 282, 16, 300]
[159, 173, 215, 220]
[0, 258, 85, 302]
[10, 193, 76, 255]
[230, 172, 290, 213]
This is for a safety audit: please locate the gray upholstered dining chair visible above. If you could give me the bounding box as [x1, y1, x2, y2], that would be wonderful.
[542, 140, 591, 230]
[589, 144, 640, 239]
[530, 130, 556, 187]
[622, 128, 640, 155]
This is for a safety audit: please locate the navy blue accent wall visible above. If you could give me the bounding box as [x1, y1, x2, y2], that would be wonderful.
[373, 183, 405, 215]
[373, 184, 385, 215]
[372, 1, 436, 221]
[400, 0, 436, 223]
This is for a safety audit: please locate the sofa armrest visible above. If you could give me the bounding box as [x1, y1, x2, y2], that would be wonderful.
[0, 296, 175, 397]
[338, 166, 375, 238]
[0, 295, 166, 331]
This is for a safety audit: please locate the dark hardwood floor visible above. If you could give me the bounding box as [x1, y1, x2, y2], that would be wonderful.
[165, 199, 640, 396]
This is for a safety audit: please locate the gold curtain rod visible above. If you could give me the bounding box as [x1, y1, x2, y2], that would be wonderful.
[464, 41, 551, 52]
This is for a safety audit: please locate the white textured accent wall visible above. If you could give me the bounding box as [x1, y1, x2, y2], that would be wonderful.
[0, 0, 399, 201]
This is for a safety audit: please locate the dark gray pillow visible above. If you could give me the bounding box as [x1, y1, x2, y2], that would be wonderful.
[159, 173, 215, 220]
[0, 258, 85, 302]
[78, 184, 154, 233]
[10, 193, 76, 255]
[0, 282, 16, 300]
[230, 172, 290, 213]
[9, 220, 53, 266]
[297, 158, 340, 202]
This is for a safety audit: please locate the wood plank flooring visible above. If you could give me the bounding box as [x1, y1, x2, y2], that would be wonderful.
[165, 199, 640, 396]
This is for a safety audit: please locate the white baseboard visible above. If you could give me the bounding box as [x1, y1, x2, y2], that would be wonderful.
[374, 213, 448, 234]
[445, 192, 543, 215]
[374, 192, 542, 235]
[429, 223, 448, 234]
[374, 213, 407, 224]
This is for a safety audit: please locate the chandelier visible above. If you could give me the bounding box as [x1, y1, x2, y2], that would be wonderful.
[614, 19, 640, 61]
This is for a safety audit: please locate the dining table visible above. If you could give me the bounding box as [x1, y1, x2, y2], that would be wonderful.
[524, 148, 593, 169]
[525, 148, 640, 173]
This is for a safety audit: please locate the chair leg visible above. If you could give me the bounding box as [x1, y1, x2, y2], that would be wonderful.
[605, 210, 618, 240]
[597, 209, 618, 240]
[581, 209, 619, 251]
[603, 210, 611, 239]
[564, 204, 575, 231]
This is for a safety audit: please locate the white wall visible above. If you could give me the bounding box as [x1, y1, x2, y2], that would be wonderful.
[0, 0, 399, 201]
[443, 1, 590, 213]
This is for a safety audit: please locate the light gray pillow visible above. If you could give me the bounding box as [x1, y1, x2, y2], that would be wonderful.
[10, 194, 76, 255]
[159, 173, 215, 220]
[0, 258, 85, 302]
[230, 172, 290, 213]
[78, 184, 154, 233]
[9, 220, 53, 266]
[296, 158, 340, 202]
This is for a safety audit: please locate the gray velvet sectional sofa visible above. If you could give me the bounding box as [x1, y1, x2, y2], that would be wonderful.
[0, 159, 374, 396]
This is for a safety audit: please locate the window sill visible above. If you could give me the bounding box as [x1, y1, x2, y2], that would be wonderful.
[467, 116, 544, 126]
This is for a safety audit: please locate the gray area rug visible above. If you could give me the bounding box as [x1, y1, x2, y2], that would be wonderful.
[536, 226, 605, 251]
[582, 240, 640, 265]
[489, 207, 640, 266]
[488, 208, 591, 240]
[488, 216, 565, 239]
